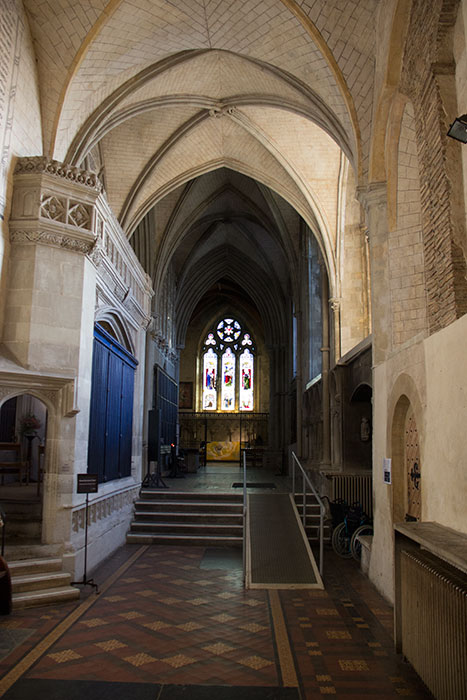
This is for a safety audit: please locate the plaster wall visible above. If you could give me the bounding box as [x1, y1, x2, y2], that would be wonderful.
[424, 312, 467, 533]
[370, 313, 467, 602]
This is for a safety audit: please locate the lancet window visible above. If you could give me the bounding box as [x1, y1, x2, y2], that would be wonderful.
[201, 318, 255, 411]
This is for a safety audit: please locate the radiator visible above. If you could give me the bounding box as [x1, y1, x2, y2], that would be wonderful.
[401, 549, 467, 700]
[330, 474, 373, 518]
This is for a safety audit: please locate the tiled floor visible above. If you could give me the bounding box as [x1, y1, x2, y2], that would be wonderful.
[0, 541, 432, 699]
[0, 466, 432, 698]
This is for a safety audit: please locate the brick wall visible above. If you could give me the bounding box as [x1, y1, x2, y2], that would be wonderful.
[400, 0, 467, 333]
[389, 101, 428, 348]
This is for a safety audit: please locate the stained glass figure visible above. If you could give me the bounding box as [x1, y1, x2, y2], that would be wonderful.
[221, 347, 236, 410]
[203, 348, 217, 410]
[239, 348, 254, 411]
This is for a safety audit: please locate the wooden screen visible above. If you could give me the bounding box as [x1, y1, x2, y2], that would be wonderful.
[153, 366, 178, 462]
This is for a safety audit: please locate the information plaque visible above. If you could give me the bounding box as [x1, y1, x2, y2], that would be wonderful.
[77, 474, 98, 494]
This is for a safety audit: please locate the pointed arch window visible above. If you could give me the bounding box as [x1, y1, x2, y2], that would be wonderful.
[201, 317, 255, 411]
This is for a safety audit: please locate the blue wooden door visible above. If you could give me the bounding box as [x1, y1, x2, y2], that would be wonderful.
[88, 325, 137, 482]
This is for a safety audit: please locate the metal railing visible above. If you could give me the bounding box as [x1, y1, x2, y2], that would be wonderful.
[291, 451, 325, 577]
[242, 449, 247, 586]
[0, 509, 5, 558]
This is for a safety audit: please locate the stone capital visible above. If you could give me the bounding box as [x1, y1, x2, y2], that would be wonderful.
[356, 182, 387, 214]
[329, 297, 341, 313]
[14, 156, 103, 193]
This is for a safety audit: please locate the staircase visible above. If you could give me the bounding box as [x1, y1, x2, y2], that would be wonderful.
[8, 557, 80, 609]
[127, 490, 244, 547]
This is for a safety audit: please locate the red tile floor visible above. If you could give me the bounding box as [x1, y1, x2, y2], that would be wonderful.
[0, 543, 432, 699]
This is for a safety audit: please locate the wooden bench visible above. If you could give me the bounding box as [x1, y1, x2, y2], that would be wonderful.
[0, 442, 29, 486]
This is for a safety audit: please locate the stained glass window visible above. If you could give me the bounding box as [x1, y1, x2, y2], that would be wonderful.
[221, 347, 236, 410]
[203, 348, 217, 410]
[239, 349, 254, 411]
[201, 317, 255, 411]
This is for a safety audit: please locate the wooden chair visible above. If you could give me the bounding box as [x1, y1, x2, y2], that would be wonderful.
[0, 442, 29, 486]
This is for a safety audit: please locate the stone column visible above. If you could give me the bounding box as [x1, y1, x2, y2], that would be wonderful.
[320, 264, 331, 467]
[5, 158, 104, 545]
[295, 309, 302, 457]
[329, 296, 341, 364]
[358, 183, 390, 365]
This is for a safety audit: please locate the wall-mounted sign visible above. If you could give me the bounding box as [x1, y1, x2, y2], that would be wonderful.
[383, 458, 392, 484]
[77, 474, 98, 494]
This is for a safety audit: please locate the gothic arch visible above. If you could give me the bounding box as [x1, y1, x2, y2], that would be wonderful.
[388, 373, 424, 523]
[95, 308, 135, 355]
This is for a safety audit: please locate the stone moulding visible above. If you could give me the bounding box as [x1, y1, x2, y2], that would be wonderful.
[71, 486, 139, 533]
[14, 156, 103, 193]
[10, 228, 96, 254]
[0, 372, 78, 417]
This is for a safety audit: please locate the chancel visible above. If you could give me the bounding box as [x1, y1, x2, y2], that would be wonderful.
[0, 1, 466, 699]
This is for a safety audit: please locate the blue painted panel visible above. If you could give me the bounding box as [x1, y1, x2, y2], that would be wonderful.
[87, 339, 109, 483]
[119, 362, 135, 478]
[88, 328, 136, 483]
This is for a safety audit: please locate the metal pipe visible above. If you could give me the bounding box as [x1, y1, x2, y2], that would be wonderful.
[242, 450, 247, 587]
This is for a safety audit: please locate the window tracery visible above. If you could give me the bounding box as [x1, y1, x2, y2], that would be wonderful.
[201, 317, 255, 411]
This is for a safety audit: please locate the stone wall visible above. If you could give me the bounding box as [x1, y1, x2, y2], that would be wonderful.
[389, 101, 428, 348]
[400, 0, 467, 332]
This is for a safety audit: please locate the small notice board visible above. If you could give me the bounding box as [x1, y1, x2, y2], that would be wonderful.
[383, 458, 392, 485]
[77, 474, 98, 494]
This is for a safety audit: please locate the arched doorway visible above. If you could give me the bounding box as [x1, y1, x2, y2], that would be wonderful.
[0, 394, 48, 542]
[391, 394, 422, 523]
[404, 408, 421, 521]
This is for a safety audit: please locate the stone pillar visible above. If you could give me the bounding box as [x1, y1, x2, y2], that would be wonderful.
[4, 158, 103, 545]
[320, 264, 331, 467]
[268, 343, 286, 454]
[329, 296, 341, 364]
[295, 309, 302, 457]
[5, 158, 102, 371]
[358, 183, 390, 365]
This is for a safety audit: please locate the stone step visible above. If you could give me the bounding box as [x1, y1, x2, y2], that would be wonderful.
[3, 543, 64, 560]
[12, 585, 80, 610]
[7, 557, 63, 576]
[136, 499, 243, 513]
[133, 510, 243, 524]
[140, 490, 243, 502]
[126, 532, 242, 547]
[3, 521, 42, 540]
[11, 570, 73, 593]
[130, 521, 243, 536]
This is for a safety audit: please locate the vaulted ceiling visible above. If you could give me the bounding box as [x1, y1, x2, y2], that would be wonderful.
[24, 0, 379, 341]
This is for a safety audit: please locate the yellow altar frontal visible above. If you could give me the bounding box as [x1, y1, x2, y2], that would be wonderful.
[206, 441, 240, 461]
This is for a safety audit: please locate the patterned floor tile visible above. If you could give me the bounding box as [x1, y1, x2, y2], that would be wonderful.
[0, 545, 433, 699]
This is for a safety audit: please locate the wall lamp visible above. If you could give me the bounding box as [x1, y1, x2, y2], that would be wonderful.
[447, 115, 467, 143]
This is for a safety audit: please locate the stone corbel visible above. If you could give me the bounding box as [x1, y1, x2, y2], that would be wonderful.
[62, 379, 80, 417]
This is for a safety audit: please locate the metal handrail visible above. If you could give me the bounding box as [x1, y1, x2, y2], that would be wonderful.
[291, 451, 325, 577]
[242, 450, 247, 586]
